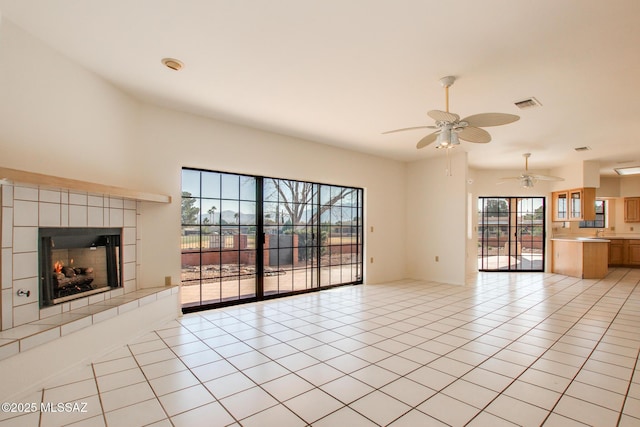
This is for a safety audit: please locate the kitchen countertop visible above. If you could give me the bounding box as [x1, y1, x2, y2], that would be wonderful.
[551, 237, 610, 242]
[552, 235, 640, 241]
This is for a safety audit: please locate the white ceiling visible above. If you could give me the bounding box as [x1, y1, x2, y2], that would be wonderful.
[1, 0, 640, 175]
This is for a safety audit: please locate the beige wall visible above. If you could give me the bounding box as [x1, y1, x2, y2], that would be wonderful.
[406, 152, 468, 285]
[0, 20, 140, 187]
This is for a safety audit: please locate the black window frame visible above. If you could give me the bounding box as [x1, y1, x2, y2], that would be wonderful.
[181, 167, 364, 313]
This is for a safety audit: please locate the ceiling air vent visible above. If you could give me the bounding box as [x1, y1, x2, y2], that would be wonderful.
[514, 97, 542, 109]
[574, 146, 591, 152]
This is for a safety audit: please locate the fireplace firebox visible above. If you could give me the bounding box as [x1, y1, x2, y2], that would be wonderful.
[39, 227, 122, 307]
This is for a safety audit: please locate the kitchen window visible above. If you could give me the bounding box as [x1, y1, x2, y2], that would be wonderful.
[579, 199, 606, 228]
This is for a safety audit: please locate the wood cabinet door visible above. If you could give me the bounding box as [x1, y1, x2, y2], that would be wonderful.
[624, 198, 640, 222]
[628, 240, 640, 265]
[569, 190, 583, 220]
[553, 192, 568, 221]
[608, 240, 626, 265]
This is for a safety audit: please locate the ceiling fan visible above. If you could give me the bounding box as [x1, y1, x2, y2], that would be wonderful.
[383, 76, 520, 149]
[501, 153, 564, 188]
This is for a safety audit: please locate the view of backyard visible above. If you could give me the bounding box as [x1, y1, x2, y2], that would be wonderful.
[181, 169, 363, 309]
[477, 197, 545, 271]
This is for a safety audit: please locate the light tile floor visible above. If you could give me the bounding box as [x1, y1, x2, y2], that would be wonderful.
[2, 269, 640, 426]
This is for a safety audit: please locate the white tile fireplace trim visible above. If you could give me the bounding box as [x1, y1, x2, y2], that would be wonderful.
[0, 286, 178, 362]
[1, 183, 138, 331]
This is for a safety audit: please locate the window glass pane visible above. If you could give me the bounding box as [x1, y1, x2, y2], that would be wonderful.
[221, 200, 239, 224]
[240, 176, 256, 201]
[201, 171, 220, 198]
[181, 226, 201, 250]
[280, 210, 292, 226]
[201, 199, 220, 225]
[181, 194, 200, 225]
[182, 169, 200, 198]
[263, 179, 279, 202]
[244, 230, 257, 249]
[293, 204, 308, 225]
[264, 225, 278, 236]
[276, 180, 294, 203]
[263, 201, 278, 223]
[320, 185, 331, 205]
[331, 206, 343, 224]
[320, 208, 330, 224]
[239, 201, 256, 225]
[331, 186, 344, 202]
[201, 226, 221, 250]
[222, 174, 239, 199]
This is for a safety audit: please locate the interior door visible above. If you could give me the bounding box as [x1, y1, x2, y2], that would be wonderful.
[478, 197, 545, 272]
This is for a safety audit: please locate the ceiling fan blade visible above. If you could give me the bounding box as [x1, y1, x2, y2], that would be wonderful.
[462, 113, 520, 127]
[528, 174, 564, 181]
[382, 125, 437, 135]
[500, 176, 525, 180]
[416, 132, 438, 149]
[428, 110, 460, 122]
[458, 126, 491, 143]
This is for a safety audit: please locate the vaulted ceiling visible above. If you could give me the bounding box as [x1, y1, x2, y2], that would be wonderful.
[1, 0, 639, 175]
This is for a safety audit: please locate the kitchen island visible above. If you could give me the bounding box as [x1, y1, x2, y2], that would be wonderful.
[551, 237, 610, 279]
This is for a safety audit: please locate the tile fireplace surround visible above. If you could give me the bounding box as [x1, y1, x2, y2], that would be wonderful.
[1, 183, 139, 330]
[0, 181, 179, 401]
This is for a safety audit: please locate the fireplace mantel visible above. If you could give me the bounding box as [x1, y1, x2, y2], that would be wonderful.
[0, 166, 171, 203]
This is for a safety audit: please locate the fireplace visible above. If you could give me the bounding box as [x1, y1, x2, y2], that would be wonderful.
[39, 228, 122, 307]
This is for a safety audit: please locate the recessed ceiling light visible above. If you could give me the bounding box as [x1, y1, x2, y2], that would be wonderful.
[161, 58, 184, 71]
[614, 166, 640, 176]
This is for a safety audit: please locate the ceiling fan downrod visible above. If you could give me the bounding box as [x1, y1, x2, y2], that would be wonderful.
[440, 76, 456, 113]
[523, 152, 531, 171]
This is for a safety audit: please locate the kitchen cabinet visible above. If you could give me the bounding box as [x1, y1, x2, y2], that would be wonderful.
[608, 239, 626, 265]
[629, 240, 640, 265]
[624, 197, 640, 222]
[552, 238, 608, 279]
[552, 188, 595, 221]
[552, 191, 568, 222]
[608, 239, 640, 266]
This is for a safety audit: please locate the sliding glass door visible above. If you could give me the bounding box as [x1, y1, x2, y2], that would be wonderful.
[263, 178, 320, 295]
[478, 197, 545, 272]
[181, 169, 363, 310]
[181, 170, 258, 308]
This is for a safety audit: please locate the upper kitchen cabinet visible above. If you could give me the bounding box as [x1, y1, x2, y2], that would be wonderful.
[624, 197, 640, 222]
[552, 191, 568, 222]
[552, 188, 596, 222]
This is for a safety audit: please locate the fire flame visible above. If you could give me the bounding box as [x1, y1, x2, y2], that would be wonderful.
[54, 261, 63, 273]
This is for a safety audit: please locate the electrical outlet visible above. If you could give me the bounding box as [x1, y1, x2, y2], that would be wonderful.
[164, 276, 172, 286]
[370, 257, 374, 263]
[435, 256, 439, 262]
[370, 226, 374, 232]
